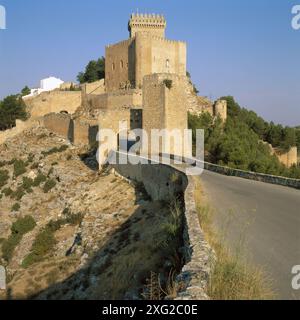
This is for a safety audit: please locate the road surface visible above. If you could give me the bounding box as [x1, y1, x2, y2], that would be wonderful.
[199, 170, 300, 300]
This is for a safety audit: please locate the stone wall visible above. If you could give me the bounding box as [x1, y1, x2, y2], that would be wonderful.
[135, 33, 186, 89]
[42, 113, 98, 145]
[111, 151, 212, 300]
[105, 39, 135, 92]
[43, 113, 73, 141]
[23, 90, 82, 118]
[198, 160, 300, 189]
[73, 119, 98, 145]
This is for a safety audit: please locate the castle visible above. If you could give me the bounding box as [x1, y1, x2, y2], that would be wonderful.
[0, 13, 298, 168]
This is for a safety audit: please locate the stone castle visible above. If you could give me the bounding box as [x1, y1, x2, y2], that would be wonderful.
[21, 13, 228, 158]
[1, 13, 297, 167]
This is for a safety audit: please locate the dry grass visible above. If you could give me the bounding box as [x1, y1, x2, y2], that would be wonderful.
[194, 179, 275, 300]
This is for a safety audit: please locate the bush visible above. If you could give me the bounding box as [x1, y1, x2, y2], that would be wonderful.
[11, 215, 36, 235]
[1, 216, 36, 262]
[11, 203, 20, 212]
[2, 187, 13, 197]
[33, 173, 47, 187]
[41, 145, 69, 157]
[22, 177, 34, 193]
[22, 228, 56, 268]
[2, 233, 22, 261]
[43, 179, 57, 193]
[11, 186, 25, 201]
[0, 169, 9, 188]
[22, 211, 84, 268]
[13, 160, 27, 177]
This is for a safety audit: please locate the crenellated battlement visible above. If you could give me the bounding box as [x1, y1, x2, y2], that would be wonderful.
[129, 13, 167, 38]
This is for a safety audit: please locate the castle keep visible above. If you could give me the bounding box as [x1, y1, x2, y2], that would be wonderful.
[18, 14, 229, 158]
[97, 14, 226, 160]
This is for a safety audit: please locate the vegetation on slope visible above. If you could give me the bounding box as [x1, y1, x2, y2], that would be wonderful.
[188, 96, 300, 179]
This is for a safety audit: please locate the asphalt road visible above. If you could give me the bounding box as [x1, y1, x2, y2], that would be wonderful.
[199, 170, 300, 300]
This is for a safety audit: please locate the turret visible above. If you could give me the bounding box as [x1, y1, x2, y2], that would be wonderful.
[128, 13, 167, 38]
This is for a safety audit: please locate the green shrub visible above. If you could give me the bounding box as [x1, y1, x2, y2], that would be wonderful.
[41, 145, 69, 157]
[2, 187, 13, 197]
[22, 177, 34, 193]
[21, 212, 83, 268]
[0, 169, 9, 188]
[2, 233, 22, 261]
[22, 228, 56, 268]
[32, 173, 47, 187]
[13, 160, 27, 177]
[1, 216, 36, 262]
[11, 215, 36, 235]
[43, 179, 57, 193]
[11, 203, 20, 212]
[11, 186, 26, 201]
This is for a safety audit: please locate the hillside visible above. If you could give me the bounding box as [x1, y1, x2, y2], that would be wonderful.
[0, 126, 182, 300]
[188, 96, 300, 179]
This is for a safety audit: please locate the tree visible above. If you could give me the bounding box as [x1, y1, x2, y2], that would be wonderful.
[0, 94, 28, 130]
[77, 57, 105, 84]
[21, 86, 30, 96]
[188, 96, 300, 179]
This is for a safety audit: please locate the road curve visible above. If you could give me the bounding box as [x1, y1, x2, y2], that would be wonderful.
[198, 170, 300, 300]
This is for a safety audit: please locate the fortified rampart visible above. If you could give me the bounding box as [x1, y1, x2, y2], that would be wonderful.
[24, 90, 82, 118]
[111, 151, 213, 300]
[42, 113, 98, 146]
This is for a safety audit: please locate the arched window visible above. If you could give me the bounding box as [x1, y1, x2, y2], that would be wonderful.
[112, 63, 115, 71]
[166, 59, 170, 68]
[120, 60, 124, 68]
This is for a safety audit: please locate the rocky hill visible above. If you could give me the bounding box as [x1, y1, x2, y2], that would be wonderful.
[0, 126, 181, 300]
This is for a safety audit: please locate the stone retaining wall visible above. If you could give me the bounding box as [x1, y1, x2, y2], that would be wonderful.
[111, 152, 213, 300]
[200, 161, 300, 189]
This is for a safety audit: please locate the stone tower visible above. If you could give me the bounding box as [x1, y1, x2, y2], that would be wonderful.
[105, 14, 186, 92]
[128, 13, 167, 38]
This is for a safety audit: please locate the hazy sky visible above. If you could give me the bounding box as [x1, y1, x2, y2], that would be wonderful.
[0, 0, 299, 126]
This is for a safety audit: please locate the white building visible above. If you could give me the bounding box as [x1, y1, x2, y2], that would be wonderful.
[23, 76, 64, 99]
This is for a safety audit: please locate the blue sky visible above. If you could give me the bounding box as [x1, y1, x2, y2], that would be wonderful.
[0, 0, 299, 126]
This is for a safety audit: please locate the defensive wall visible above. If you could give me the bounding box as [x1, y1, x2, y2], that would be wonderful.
[110, 151, 213, 300]
[42, 113, 98, 146]
[23, 90, 82, 118]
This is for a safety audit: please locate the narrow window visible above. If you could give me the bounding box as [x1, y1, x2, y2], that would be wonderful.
[112, 63, 115, 71]
[166, 59, 170, 68]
